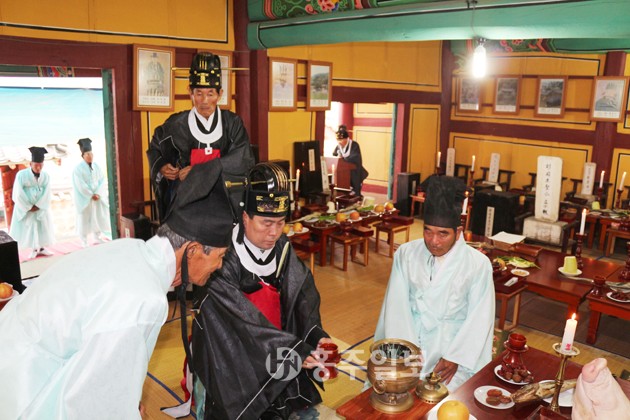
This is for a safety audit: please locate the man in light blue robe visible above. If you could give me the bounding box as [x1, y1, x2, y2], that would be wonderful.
[375, 175, 495, 391]
[72, 138, 111, 247]
[0, 160, 234, 419]
[9, 146, 55, 259]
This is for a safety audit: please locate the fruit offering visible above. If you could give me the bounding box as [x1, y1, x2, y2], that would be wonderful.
[498, 364, 534, 383]
[293, 222, 303, 233]
[0, 282, 13, 299]
[485, 388, 512, 406]
[437, 400, 469, 420]
[349, 211, 360, 221]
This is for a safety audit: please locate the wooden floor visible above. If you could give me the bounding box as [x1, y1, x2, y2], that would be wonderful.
[141, 217, 629, 419]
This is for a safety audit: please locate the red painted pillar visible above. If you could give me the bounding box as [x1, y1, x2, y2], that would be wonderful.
[1, 165, 22, 229]
[339, 103, 354, 135]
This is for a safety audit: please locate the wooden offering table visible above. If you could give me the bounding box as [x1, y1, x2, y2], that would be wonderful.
[337, 346, 630, 419]
[585, 274, 630, 344]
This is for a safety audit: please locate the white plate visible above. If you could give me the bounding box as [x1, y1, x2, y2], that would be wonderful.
[494, 365, 529, 386]
[511, 269, 530, 277]
[607, 291, 630, 303]
[0, 289, 18, 302]
[427, 400, 477, 420]
[473, 385, 514, 409]
[349, 217, 363, 222]
[286, 227, 310, 237]
[558, 267, 582, 277]
[541, 380, 574, 407]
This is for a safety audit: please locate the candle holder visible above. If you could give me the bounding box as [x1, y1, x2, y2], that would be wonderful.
[615, 188, 623, 209]
[292, 190, 302, 221]
[329, 183, 336, 201]
[468, 170, 475, 188]
[460, 213, 468, 230]
[595, 187, 603, 204]
[574, 233, 586, 270]
[549, 343, 580, 413]
[618, 241, 630, 281]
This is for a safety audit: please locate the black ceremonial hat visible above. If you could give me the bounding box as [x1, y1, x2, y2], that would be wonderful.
[189, 52, 222, 90]
[28, 146, 48, 163]
[421, 175, 466, 230]
[165, 159, 235, 247]
[245, 163, 290, 218]
[77, 138, 92, 153]
[336, 125, 349, 139]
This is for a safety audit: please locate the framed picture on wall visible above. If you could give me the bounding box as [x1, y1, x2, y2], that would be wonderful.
[590, 76, 629, 122]
[493, 76, 521, 114]
[306, 61, 332, 111]
[132, 45, 175, 112]
[197, 50, 233, 109]
[269, 57, 297, 111]
[535, 77, 567, 118]
[457, 78, 482, 113]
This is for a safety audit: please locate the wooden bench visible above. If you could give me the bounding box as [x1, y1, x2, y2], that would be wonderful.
[329, 231, 368, 271]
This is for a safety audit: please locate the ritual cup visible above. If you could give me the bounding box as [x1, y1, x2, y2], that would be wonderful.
[508, 333, 527, 350]
[316, 342, 341, 380]
[562, 256, 578, 274]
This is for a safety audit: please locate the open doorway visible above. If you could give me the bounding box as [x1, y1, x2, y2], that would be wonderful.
[0, 72, 113, 260]
[324, 102, 395, 201]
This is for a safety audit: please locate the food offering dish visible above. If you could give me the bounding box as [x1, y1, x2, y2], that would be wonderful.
[287, 227, 309, 237]
[540, 380, 574, 407]
[0, 288, 18, 302]
[474, 386, 514, 409]
[607, 291, 630, 303]
[494, 365, 534, 385]
[558, 267, 582, 277]
[427, 400, 477, 420]
[511, 269, 530, 277]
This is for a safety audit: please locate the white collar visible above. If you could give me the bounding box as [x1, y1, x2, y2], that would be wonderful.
[188, 108, 223, 145]
[339, 139, 353, 158]
[231, 225, 276, 277]
[146, 236, 176, 291]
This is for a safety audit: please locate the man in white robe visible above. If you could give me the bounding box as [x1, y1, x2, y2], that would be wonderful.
[375, 175, 495, 391]
[72, 138, 111, 247]
[9, 146, 55, 259]
[0, 160, 234, 419]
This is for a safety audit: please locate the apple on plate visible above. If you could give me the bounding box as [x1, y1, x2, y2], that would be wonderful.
[293, 222, 303, 233]
[384, 202, 395, 211]
[336, 212, 347, 223]
[282, 224, 291, 234]
[374, 204, 385, 213]
[349, 211, 360, 221]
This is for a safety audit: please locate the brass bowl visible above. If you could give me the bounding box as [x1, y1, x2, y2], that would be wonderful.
[367, 339, 422, 413]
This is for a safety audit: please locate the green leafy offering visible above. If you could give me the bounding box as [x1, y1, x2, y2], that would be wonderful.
[319, 214, 336, 221]
[497, 256, 539, 269]
[357, 205, 374, 212]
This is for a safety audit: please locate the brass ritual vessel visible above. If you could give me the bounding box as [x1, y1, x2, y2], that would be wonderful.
[415, 372, 449, 404]
[367, 339, 422, 413]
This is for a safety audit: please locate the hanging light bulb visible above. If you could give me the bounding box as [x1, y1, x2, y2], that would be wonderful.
[472, 38, 487, 78]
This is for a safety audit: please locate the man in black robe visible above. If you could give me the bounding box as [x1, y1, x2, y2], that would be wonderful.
[191, 163, 333, 420]
[332, 124, 369, 196]
[146, 52, 255, 221]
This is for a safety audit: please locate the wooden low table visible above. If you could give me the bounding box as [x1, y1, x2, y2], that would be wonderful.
[605, 226, 630, 256]
[585, 279, 630, 344]
[336, 346, 630, 419]
[495, 281, 528, 331]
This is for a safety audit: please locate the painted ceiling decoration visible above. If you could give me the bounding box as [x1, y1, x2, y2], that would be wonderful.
[247, 0, 630, 52]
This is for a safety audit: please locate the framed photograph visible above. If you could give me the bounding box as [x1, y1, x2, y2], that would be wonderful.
[269, 57, 297, 111]
[306, 61, 332, 111]
[493, 76, 521, 114]
[132, 45, 175, 112]
[457, 78, 482, 113]
[590, 76, 629, 122]
[535, 77, 567, 118]
[197, 50, 233, 109]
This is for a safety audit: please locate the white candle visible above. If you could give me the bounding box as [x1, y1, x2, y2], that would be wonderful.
[462, 196, 469, 215]
[296, 169, 300, 191]
[560, 313, 578, 353]
[619, 171, 627, 191]
[579, 209, 586, 235]
[331, 164, 335, 184]
[599, 170, 605, 189]
[471, 155, 476, 172]
[437, 151, 441, 168]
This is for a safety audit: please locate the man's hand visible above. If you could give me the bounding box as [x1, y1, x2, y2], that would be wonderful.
[178, 166, 192, 181]
[159, 163, 180, 180]
[92, 194, 100, 201]
[434, 358, 458, 385]
[302, 338, 334, 369]
[29, 205, 39, 212]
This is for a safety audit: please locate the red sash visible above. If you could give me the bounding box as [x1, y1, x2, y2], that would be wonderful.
[190, 147, 221, 166]
[244, 281, 282, 329]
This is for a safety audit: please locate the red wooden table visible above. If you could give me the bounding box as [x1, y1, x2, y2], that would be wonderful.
[336, 346, 630, 419]
[585, 270, 630, 344]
